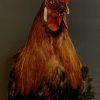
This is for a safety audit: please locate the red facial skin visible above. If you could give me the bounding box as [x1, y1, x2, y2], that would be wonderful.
[47, 0, 69, 32]
[47, 11, 62, 32]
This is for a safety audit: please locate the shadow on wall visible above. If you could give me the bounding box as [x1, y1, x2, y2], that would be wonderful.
[0, 57, 13, 100]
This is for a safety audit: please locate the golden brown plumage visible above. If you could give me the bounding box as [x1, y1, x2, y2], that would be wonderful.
[11, 1, 84, 96]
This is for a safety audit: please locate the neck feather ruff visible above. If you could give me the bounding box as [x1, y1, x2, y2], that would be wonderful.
[13, 1, 84, 96]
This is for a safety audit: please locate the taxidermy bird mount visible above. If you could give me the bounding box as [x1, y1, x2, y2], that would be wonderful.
[8, 0, 94, 100]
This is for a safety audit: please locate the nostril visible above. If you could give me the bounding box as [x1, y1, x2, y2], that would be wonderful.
[58, 8, 64, 13]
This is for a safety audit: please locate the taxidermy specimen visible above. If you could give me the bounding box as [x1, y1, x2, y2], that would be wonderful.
[8, 0, 94, 100]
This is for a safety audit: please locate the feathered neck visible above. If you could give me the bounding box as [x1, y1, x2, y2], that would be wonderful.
[13, 0, 84, 96]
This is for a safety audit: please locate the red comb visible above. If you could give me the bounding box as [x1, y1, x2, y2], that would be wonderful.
[59, 0, 69, 4]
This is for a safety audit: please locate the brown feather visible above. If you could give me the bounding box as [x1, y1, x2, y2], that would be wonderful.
[13, 1, 84, 96]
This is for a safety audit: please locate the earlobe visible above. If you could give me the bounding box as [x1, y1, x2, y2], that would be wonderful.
[67, 5, 70, 14]
[44, 7, 48, 22]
